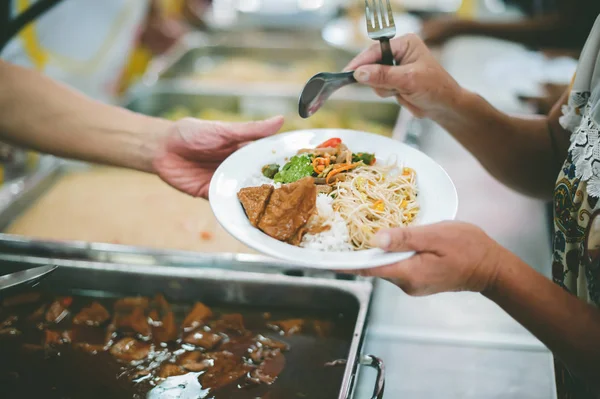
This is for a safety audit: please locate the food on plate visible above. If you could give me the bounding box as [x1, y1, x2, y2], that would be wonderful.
[0, 291, 344, 397]
[189, 57, 336, 84]
[239, 177, 317, 245]
[161, 107, 393, 138]
[237, 185, 274, 227]
[238, 138, 419, 251]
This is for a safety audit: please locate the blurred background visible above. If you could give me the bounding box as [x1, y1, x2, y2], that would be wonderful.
[1, 0, 592, 397]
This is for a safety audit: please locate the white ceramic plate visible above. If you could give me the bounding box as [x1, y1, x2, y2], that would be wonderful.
[322, 13, 422, 54]
[209, 129, 458, 270]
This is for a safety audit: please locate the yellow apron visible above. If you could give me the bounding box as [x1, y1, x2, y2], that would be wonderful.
[118, 0, 186, 94]
[3, 0, 146, 183]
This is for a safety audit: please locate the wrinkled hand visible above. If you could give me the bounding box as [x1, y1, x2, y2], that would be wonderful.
[420, 17, 469, 46]
[344, 222, 503, 296]
[153, 117, 284, 198]
[344, 34, 463, 119]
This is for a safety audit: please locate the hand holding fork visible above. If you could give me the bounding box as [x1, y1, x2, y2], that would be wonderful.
[365, 0, 397, 66]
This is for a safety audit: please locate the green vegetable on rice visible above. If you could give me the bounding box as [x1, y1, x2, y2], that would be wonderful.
[273, 155, 314, 184]
[261, 164, 280, 179]
[352, 152, 376, 166]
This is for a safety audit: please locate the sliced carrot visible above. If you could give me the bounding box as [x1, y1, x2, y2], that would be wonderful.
[312, 157, 330, 174]
[326, 162, 361, 184]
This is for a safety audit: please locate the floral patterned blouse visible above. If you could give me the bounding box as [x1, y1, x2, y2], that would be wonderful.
[552, 14, 600, 399]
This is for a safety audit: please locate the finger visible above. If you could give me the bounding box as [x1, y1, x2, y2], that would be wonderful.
[225, 116, 284, 142]
[370, 224, 443, 253]
[353, 63, 412, 91]
[343, 34, 417, 72]
[338, 254, 424, 280]
[374, 88, 396, 98]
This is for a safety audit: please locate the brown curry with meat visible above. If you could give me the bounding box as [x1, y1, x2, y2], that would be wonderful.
[0, 291, 352, 398]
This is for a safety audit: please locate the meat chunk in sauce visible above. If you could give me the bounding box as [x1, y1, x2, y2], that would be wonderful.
[182, 329, 222, 349]
[210, 313, 245, 335]
[114, 307, 151, 337]
[182, 302, 213, 332]
[73, 302, 110, 326]
[0, 328, 21, 337]
[257, 334, 289, 351]
[177, 351, 211, 372]
[157, 363, 186, 379]
[248, 336, 289, 364]
[268, 319, 305, 336]
[1, 315, 18, 329]
[246, 349, 285, 385]
[109, 337, 151, 362]
[45, 330, 71, 346]
[148, 295, 178, 343]
[238, 184, 273, 227]
[201, 351, 253, 390]
[257, 177, 316, 244]
[45, 297, 72, 324]
[149, 309, 178, 343]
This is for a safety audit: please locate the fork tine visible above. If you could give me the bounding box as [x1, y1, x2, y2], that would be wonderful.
[364, 0, 373, 30]
[377, 0, 387, 27]
[385, 0, 395, 27]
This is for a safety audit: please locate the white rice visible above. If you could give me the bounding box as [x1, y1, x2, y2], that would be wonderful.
[245, 173, 281, 188]
[300, 194, 354, 252]
[243, 174, 354, 252]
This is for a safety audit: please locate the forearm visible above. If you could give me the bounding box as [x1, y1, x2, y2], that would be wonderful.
[484, 252, 600, 390]
[0, 60, 172, 172]
[431, 89, 563, 199]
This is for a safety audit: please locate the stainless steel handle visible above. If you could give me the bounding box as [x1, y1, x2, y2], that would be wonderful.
[360, 354, 385, 399]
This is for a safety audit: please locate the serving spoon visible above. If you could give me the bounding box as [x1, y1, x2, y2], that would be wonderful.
[299, 0, 398, 119]
[0, 265, 58, 297]
[298, 71, 358, 119]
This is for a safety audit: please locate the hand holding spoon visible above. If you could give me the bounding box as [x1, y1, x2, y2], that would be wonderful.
[299, 0, 397, 118]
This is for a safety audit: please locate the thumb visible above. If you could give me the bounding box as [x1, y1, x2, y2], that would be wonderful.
[353, 64, 414, 93]
[225, 116, 285, 142]
[371, 225, 440, 253]
[353, 64, 394, 88]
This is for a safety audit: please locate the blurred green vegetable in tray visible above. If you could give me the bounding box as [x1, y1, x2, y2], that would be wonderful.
[161, 106, 393, 137]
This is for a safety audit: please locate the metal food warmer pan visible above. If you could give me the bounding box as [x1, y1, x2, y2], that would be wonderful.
[0, 158, 385, 399]
[0, 258, 384, 399]
[136, 32, 391, 105]
[123, 84, 400, 139]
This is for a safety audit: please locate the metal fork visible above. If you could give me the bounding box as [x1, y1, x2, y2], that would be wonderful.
[365, 0, 396, 66]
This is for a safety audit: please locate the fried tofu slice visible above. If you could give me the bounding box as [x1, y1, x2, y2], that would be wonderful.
[237, 184, 274, 227]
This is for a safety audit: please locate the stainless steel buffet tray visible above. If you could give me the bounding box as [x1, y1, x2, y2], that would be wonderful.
[141, 32, 352, 82]
[124, 83, 400, 135]
[0, 156, 335, 277]
[0, 257, 384, 399]
[135, 32, 388, 104]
